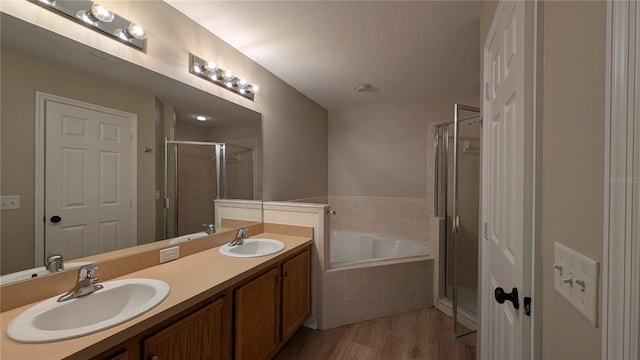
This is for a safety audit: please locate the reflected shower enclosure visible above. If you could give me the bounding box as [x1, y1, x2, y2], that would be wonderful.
[434, 104, 481, 339]
[164, 140, 255, 238]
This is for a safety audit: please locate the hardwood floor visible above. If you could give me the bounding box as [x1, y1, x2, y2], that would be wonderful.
[274, 308, 476, 360]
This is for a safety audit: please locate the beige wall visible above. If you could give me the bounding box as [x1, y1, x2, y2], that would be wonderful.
[1, 0, 328, 203]
[541, 1, 605, 358]
[0, 50, 157, 274]
[328, 93, 479, 199]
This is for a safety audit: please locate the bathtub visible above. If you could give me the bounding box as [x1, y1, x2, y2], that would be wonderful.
[321, 230, 434, 329]
[330, 230, 430, 268]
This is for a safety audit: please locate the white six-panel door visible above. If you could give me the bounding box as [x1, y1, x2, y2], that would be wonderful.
[482, 1, 534, 359]
[43, 97, 136, 261]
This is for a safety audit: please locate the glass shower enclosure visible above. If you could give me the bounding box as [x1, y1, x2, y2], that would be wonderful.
[164, 139, 255, 239]
[434, 104, 481, 340]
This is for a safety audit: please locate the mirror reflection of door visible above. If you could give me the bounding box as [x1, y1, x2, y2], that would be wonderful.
[41, 94, 137, 261]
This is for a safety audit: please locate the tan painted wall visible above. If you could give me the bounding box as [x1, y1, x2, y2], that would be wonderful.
[0, 50, 156, 274]
[541, 1, 605, 358]
[1, 0, 328, 203]
[328, 93, 479, 199]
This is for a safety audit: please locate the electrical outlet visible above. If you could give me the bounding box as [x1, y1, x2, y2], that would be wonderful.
[1, 195, 20, 210]
[553, 242, 599, 327]
[160, 246, 180, 263]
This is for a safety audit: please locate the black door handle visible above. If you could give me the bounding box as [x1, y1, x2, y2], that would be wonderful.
[50, 215, 62, 223]
[495, 287, 519, 310]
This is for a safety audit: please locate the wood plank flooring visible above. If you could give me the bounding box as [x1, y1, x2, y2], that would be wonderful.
[274, 308, 476, 360]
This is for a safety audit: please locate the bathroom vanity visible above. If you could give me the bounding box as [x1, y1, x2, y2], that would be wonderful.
[0, 225, 312, 360]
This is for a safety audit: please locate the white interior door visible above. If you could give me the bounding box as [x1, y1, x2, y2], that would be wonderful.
[482, 1, 533, 359]
[44, 98, 136, 261]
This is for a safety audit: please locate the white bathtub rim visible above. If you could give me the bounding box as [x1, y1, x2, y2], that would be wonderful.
[327, 254, 434, 272]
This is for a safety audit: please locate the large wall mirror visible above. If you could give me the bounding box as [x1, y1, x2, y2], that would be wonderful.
[0, 13, 263, 281]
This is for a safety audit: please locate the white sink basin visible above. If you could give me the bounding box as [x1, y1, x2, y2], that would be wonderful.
[0, 262, 92, 285]
[169, 231, 209, 245]
[219, 239, 285, 258]
[7, 278, 170, 343]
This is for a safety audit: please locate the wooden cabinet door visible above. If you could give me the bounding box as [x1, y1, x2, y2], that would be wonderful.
[143, 297, 225, 360]
[281, 250, 311, 341]
[234, 267, 280, 360]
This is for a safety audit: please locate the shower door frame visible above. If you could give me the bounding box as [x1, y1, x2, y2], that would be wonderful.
[433, 105, 482, 339]
[164, 139, 226, 239]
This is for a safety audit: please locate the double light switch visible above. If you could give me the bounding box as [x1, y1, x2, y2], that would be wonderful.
[553, 242, 599, 327]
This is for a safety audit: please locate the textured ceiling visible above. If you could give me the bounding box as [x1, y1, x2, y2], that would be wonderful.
[165, 1, 484, 110]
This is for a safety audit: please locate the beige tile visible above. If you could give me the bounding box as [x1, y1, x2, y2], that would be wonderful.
[344, 268, 366, 297]
[344, 296, 366, 324]
[355, 198, 369, 218]
[382, 290, 403, 316]
[368, 198, 386, 220]
[343, 197, 358, 217]
[322, 298, 346, 330]
[364, 293, 384, 319]
[401, 286, 431, 312]
[382, 264, 404, 291]
[416, 198, 430, 220]
[382, 198, 401, 220]
[323, 270, 345, 301]
[362, 267, 384, 295]
[331, 215, 345, 230]
[353, 216, 370, 232]
[398, 199, 417, 221]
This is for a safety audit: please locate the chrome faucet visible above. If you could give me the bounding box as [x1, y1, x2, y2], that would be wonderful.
[202, 223, 216, 235]
[57, 264, 104, 302]
[229, 227, 248, 247]
[45, 254, 65, 273]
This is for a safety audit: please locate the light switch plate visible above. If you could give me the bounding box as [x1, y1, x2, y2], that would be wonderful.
[553, 242, 599, 327]
[1, 195, 20, 210]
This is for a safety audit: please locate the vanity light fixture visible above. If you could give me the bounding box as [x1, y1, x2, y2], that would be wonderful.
[189, 53, 258, 101]
[29, 0, 148, 51]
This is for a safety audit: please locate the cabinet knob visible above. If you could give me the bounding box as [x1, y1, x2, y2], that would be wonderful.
[277, 276, 282, 282]
[284, 272, 289, 277]
[149, 355, 159, 360]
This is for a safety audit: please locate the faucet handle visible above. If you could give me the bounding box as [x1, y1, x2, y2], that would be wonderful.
[236, 227, 248, 238]
[45, 254, 64, 272]
[78, 264, 98, 280]
[202, 223, 216, 234]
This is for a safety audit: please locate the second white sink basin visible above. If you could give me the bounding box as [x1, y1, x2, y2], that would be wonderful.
[7, 278, 170, 343]
[219, 239, 285, 258]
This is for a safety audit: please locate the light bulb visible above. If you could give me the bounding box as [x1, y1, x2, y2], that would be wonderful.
[193, 64, 203, 74]
[196, 115, 207, 121]
[239, 88, 246, 94]
[252, 85, 259, 93]
[225, 81, 233, 88]
[239, 79, 248, 87]
[90, 3, 115, 23]
[224, 70, 234, 79]
[205, 61, 218, 72]
[76, 10, 98, 25]
[127, 22, 147, 40]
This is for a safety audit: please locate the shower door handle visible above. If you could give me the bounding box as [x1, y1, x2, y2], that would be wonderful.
[494, 287, 520, 310]
[453, 215, 460, 233]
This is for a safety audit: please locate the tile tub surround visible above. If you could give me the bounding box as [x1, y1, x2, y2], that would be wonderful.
[328, 195, 432, 247]
[321, 258, 434, 329]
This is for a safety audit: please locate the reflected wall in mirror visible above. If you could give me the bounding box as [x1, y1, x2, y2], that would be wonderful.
[0, 13, 262, 279]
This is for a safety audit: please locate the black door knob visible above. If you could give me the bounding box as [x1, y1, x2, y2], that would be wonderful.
[495, 287, 520, 310]
[50, 215, 62, 223]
